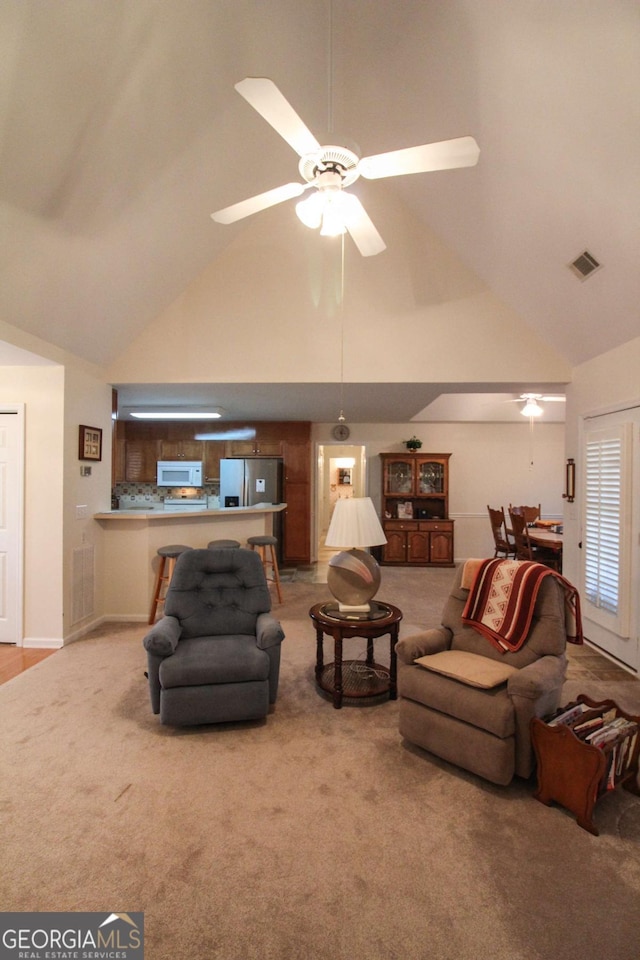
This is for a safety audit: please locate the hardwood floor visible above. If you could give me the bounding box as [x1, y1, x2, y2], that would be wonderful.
[0, 646, 57, 685]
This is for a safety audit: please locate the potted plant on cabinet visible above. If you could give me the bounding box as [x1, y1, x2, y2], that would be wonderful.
[404, 436, 423, 451]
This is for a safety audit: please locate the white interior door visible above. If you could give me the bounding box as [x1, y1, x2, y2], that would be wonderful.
[0, 407, 24, 644]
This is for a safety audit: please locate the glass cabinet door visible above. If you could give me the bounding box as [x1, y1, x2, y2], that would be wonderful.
[385, 459, 414, 495]
[417, 460, 444, 494]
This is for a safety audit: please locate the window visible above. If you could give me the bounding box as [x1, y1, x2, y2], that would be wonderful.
[583, 423, 631, 636]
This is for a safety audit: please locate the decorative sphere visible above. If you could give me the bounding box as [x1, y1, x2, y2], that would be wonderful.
[327, 549, 381, 607]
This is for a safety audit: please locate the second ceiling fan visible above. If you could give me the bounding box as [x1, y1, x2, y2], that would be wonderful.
[510, 393, 567, 417]
[211, 77, 480, 257]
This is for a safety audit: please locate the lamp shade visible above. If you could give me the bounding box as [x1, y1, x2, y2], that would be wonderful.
[325, 497, 387, 548]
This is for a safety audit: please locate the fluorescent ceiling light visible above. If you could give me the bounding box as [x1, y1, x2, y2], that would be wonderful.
[131, 410, 222, 420]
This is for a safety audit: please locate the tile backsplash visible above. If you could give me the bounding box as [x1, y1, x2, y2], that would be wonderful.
[113, 482, 219, 507]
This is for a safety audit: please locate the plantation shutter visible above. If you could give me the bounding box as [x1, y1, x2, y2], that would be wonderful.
[583, 424, 631, 636]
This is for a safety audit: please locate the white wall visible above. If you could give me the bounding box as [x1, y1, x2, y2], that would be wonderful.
[107, 200, 569, 388]
[312, 420, 565, 561]
[0, 366, 65, 643]
[63, 366, 114, 638]
[0, 347, 113, 644]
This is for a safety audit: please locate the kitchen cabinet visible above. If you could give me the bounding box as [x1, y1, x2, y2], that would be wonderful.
[283, 441, 310, 483]
[118, 421, 160, 482]
[125, 440, 159, 483]
[112, 420, 126, 484]
[282, 482, 310, 562]
[203, 441, 226, 481]
[158, 439, 204, 460]
[226, 439, 283, 457]
[113, 438, 126, 483]
[380, 453, 453, 566]
[223, 421, 311, 458]
[282, 440, 311, 561]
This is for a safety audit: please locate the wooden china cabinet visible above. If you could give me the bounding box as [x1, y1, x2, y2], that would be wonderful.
[379, 453, 454, 566]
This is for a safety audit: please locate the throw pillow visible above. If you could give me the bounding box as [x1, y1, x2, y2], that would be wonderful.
[414, 649, 517, 689]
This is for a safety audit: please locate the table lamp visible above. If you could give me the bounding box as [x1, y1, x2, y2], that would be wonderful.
[324, 497, 387, 615]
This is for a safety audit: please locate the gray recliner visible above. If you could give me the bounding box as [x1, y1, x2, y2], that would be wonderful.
[396, 563, 569, 785]
[143, 548, 284, 726]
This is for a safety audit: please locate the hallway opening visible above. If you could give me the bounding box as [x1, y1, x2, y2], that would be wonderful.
[315, 444, 368, 575]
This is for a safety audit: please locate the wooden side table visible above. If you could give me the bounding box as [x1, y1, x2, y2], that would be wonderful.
[309, 601, 403, 709]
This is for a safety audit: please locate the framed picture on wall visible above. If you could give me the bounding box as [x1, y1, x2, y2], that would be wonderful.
[79, 425, 102, 461]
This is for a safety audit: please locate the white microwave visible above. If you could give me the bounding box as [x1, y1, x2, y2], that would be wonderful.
[157, 461, 203, 487]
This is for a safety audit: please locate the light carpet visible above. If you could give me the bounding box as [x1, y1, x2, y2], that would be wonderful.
[2, 566, 640, 960]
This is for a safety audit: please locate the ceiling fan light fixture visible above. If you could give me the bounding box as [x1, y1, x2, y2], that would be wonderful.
[521, 398, 543, 418]
[295, 192, 323, 229]
[296, 186, 352, 236]
[319, 191, 348, 237]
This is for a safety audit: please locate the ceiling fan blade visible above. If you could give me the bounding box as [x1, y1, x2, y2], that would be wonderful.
[341, 194, 387, 257]
[234, 77, 321, 157]
[211, 182, 309, 224]
[359, 136, 480, 179]
[505, 393, 566, 404]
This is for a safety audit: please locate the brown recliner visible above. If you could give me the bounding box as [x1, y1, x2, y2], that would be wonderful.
[396, 563, 568, 785]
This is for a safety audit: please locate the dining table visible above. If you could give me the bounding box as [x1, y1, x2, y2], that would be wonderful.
[528, 526, 563, 572]
[528, 527, 563, 550]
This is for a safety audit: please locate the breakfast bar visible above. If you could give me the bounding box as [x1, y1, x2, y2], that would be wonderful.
[94, 504, 286, 619]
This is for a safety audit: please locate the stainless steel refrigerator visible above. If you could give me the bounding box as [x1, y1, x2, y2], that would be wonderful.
[219, 458, 284, 558]
[219, 458, 283, 507]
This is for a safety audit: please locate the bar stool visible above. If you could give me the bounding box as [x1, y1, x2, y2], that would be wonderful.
[207, 539, 241, 549]
[247, 535, 283, 603]
[148, 544, 192, 624]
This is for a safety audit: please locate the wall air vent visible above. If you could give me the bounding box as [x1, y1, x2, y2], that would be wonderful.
[569, 250, 602, 280]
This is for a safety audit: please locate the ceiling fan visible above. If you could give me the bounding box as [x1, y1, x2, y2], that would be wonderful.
[509, 393, 566, 417]
[211, 77, 480, 257]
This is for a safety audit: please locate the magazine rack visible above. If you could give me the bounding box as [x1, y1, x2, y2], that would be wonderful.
[531, 694, 640, 835]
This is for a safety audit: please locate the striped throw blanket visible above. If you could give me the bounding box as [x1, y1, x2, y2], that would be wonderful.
[462, 558, 583, 653]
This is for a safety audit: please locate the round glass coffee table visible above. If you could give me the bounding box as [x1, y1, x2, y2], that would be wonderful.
[309, 601, 403, 709]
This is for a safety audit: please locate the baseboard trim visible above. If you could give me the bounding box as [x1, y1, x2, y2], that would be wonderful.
[63, 614, 148, 645]
[22, 637, 64, 650]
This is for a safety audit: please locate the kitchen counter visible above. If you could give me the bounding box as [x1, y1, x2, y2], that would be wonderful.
[94, 504, 287, 520]
[93, 504, 287, 618]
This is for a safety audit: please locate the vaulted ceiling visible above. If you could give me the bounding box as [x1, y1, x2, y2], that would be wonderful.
[1, 1, 637, 422]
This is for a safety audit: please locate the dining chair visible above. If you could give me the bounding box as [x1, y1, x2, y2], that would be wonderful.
[487, 506, 515, 558]
[509, 510, 534, 561]
[509, 510, 560, 571]
[509, 503, 541, 524]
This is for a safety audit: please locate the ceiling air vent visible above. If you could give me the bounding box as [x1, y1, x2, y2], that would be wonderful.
[569, 250, 602, 280]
